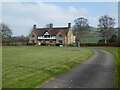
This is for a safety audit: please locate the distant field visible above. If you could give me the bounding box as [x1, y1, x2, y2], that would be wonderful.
[83, 37, 102, 43]
[2, 46, 93, 88]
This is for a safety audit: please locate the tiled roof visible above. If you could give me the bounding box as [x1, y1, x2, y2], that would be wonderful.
[35, 27, 69, 36]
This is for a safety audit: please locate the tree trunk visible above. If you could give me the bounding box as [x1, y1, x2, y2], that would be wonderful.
[78, 41, 80, 47]
[105, 38, 107, 43]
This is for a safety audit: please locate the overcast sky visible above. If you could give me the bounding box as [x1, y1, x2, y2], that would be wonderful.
[2, 1, 118, 36]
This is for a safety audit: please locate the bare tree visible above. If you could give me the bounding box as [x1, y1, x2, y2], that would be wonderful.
[73, 17, 90, 46]
[0, 23, 12, 38]
[98, 15, 115, 43]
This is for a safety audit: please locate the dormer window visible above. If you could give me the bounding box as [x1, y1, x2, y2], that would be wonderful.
[32, 35, 34, 37]
[43, 31, 50, 38]
[59, 34, 62, 37]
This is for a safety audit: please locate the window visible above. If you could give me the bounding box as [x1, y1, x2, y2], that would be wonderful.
[59, 34, 62, 37]
[44, 35, 50, 38]
[32, 35, 34, 37]
[59, 40, 63, 43]
[32, 40, 35, 43]
[50, 40, 53, 43]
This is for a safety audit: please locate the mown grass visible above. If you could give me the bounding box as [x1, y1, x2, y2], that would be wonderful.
[2, 46, 93, 88]
[91, 47, 119, 88]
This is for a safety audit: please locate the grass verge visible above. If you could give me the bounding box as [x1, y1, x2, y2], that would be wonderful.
[2, 46, 93, 88]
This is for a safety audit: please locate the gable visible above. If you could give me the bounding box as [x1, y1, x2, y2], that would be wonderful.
[44, 31, 50, 35]
[57, 30, 65, 36]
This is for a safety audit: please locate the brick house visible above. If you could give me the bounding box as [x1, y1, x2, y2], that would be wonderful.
[29, 23, 74, 46]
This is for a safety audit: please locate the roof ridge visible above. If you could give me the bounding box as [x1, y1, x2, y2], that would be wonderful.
[35, 27, 69, 36]
[36, 27, 68, 29]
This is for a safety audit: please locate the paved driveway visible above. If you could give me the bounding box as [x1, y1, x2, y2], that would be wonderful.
[38, 49, 114, 88]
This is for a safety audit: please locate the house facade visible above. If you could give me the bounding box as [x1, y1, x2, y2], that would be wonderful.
[29, 23, 74, 46]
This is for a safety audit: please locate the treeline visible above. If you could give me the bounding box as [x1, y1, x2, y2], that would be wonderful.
[2, 36, 29, 46]
[73, 15, 119, 47]
[0, 23, 29, 46]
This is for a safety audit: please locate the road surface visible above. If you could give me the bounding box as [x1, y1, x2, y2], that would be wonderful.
[38, 49, 114, 88]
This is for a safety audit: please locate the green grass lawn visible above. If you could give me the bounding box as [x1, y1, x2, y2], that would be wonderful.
[84, 37, 102, 43]
[2, 46, 93, 88]
[90, 47, 119, 88]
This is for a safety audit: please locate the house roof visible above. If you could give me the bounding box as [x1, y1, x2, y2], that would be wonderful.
[35, 27, 69, 36]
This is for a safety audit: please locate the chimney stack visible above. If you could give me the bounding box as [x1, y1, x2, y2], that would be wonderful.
[50, 23, 53, 28]
[33, 24, 36, 29]
[68, 23, 71, 28]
